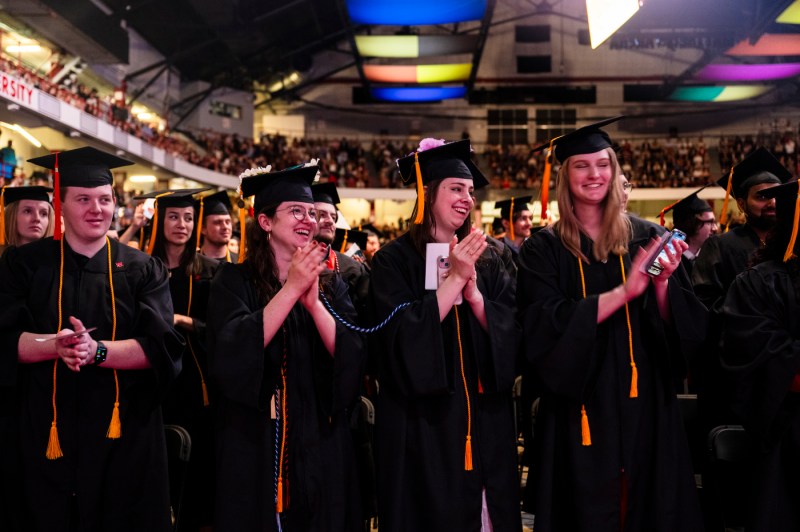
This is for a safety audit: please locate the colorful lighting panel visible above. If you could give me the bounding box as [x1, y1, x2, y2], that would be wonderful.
[364, 64, 472, 83]
[355, 35, 480, 58]
[586, 0, 640, 49]
[347, 0, 486, 25]
[670, 85, 771, 102]
[696, 63, 800, 81]
[370, 86, 467, 102]
[726, 34, 800, 56]
[777, 1, 800, 24]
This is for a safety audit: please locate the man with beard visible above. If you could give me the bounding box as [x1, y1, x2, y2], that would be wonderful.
[199, 190, 238, 263]
[311, 182, 370, 320]
[691, 148, 791, 490]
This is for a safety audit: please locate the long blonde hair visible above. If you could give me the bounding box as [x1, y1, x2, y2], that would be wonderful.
[554, 147, 631, 262]
[4, 199, 55, 247]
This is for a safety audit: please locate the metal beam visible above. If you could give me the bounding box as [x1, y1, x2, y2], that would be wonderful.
[254, 60, 357, 107]
[335, 0, 368, 91]
[124, 39, 220, 81]
[467, 0, 497, 92]
[127, 63, 169, 106]
[171, 84, 216, 129]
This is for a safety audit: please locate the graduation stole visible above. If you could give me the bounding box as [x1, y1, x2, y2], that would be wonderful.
[185, 275, 210, 406]
[576, 255, 638, 447]
[276, 325, 290, 513]
[47, 237, 120, 460]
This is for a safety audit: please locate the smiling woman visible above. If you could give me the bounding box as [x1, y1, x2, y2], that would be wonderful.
[370, 138, 522, 531]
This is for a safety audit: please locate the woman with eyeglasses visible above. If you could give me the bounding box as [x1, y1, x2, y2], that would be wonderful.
[369, 139, 521, 531]
[207, 164, 365, 532]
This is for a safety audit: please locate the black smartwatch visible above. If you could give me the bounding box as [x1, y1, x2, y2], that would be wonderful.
[93, 341, 108, 366]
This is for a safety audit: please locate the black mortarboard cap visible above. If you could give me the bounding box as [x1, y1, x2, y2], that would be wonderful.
[494, 195, 533, 218]
[716, 147, 792, 199]
[135, 188, 211, 209]
[311, 182, 341, 206]
[28, 146, 133, 188]
[396, 139, 488, 189]
[333, 228, 368, 253]
[2, 185, 52, 205]
[240, 165, 318, 214]
[532, 116, 623, 164]
[201, 190, 233, 217]
[658, 186, 711, 226]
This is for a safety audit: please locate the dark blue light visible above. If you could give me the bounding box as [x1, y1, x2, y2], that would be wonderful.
[347, 0, 486, 25]
[370, 86, 467, 102]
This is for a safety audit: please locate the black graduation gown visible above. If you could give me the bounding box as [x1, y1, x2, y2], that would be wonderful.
[691, 226, 762, 431]
[161, 255, 221, 530]
[208, 263, 365, 532]
[334, 250, 370, 320]
[722, 261, 800, 531]
[516, 217, 705, 532]
[0, 237, 184, 532]
[370, 233, 522, 532]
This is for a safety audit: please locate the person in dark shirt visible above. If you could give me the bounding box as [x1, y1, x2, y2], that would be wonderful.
[659, 186, 718, 276]
[198, 189, 238, 263]
[0, 185, 55, 255]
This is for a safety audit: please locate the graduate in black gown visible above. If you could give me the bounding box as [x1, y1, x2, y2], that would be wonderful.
[370, 138, 521, 531]
[0, 147, 184, 532]
[494, 195, 533, 268]
[208, 163, 365, 532]
[198, 189, 238, 263]
[658, 186, 717, 277]
[0, 185, 55, 255]
[140, 187, 221, 531]
[517, 119, 706, 532]
[0, 185, 55, 531]
[691, 148, 791, 440]
[722, 179, 800, 531]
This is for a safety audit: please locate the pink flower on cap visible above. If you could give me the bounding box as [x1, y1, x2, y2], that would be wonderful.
[418, 138, 446, 152]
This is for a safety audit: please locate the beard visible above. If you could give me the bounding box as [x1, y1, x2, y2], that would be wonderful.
[315, 228, 334, 245]
[747, 210, 776, 232]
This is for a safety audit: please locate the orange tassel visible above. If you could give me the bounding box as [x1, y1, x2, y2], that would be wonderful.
[581, 405, 592, 446]
[195, 198, 204, 251]
[464, 435, 473, 471]
[107, 401, 121, 439]
[276, 478, 284, 513]
[46, 421, 63, 460]
[719, 167, 734, 232]
[146, 206, 159, 255]
[0, 187, 6, 246]
[413, 153, 425, 224]
[201, 380, 210, 407]
[339, 230, 348, 253]
[508, 197, 515, 241]
[238, 199, 247, 263]
[477, 378, 484, 394]
[783, 193, 800, 262]
[629, 363, 639, 398]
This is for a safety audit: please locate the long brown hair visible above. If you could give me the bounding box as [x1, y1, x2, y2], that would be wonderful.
[554, 147, 631, 262]
[4, 200, 55, 247]
[151, 206, 201, 276]
[408, 178, 472, 256]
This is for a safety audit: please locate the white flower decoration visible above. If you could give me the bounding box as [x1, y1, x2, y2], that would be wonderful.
[237, 164, 272, 196]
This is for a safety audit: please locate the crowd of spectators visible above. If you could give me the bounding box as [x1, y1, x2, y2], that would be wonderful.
[718, 131, 798, 176]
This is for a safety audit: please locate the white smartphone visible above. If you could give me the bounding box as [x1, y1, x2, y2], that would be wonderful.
[143, 198, 156, 220]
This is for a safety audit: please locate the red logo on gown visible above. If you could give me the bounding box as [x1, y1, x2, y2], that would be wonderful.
[115, 262, 123, 268]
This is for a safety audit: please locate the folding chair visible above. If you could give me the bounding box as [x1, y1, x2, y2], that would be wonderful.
[705, 425, 753, 532]
[164, 424, 192, 532]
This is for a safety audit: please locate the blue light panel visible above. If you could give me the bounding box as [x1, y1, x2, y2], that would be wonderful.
[347, 0, 486, 25]
[370, 87, 467, 102]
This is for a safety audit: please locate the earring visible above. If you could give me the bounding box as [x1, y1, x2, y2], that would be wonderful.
[267, 231, 271, 241]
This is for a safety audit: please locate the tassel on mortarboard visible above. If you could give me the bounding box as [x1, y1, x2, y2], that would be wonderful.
[784, 192, 800, 262]
[145, 193, 171, 255]
[658, 199, 679, 227]
[413, 152, 425, 224]
[719, 166, 735, 233]
[195, 197, 204, 251]
[539, 139, 556, 225]
[581, 404, 592, 446]
[238, 197, 247, 263]
[508, 197, 515, 241]
[0, 187, 6, 246]
[53, 152, 62, 241]
[339, 230, 349, 253]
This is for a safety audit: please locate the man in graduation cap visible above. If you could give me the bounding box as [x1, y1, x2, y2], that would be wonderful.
[721, 179, 800, 531]
[198, 189, 238, 263]
[0, 146, 184, 531]
[691, 147, 792, 438]
[312, 182, 370, 321]
[494, 195, 533, 266]
[659, 187, 717, 275]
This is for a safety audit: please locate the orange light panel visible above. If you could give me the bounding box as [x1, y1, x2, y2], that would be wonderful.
[726, 34, 800, 56]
